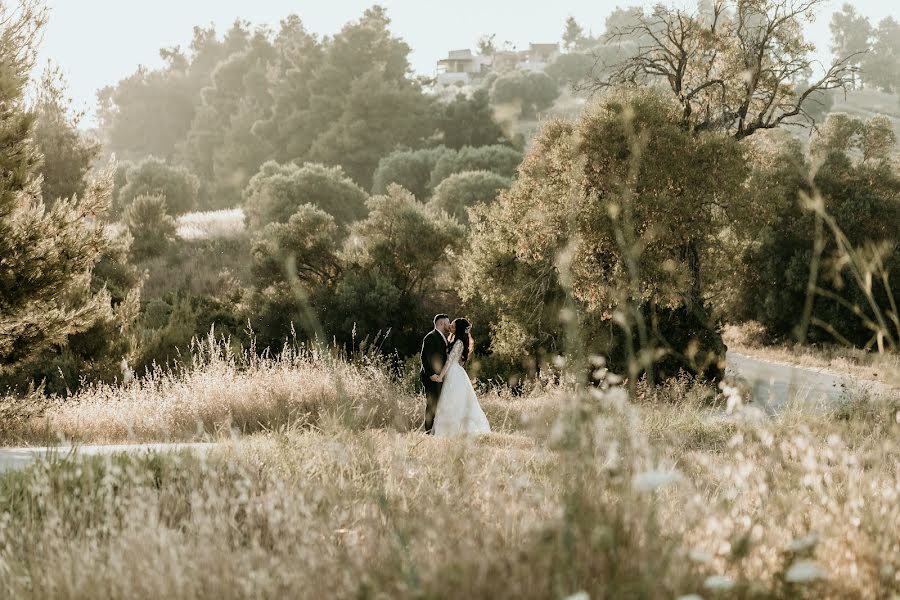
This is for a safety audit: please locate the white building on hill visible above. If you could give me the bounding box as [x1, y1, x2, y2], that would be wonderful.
[432, 43, 560, 98]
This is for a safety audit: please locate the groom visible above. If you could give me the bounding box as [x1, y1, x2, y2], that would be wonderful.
[419, 314, 451, 434]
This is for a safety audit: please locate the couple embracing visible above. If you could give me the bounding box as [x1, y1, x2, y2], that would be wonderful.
[419, 314, 491, 436]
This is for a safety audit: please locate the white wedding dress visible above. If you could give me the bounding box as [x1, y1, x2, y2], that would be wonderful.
[433, 340, 491, 437]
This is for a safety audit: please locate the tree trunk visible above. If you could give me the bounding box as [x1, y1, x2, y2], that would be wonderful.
[681, 241, 727, 380]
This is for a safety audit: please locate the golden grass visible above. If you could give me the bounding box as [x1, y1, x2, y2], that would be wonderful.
[1, 345, 898, 599]
[176, 208, 246, 240]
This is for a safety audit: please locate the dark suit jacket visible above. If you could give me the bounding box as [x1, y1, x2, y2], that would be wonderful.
[419, 329, 449, 383]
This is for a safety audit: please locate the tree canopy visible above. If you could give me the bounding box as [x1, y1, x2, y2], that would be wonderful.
[0, 2, 117, 373]
[462, 89, 748, 378]
[243, 161, 368, 230]
[428, 170, 511, 225]
[594, 0, 858, 138]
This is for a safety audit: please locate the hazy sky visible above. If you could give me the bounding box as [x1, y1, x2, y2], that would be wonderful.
[37, 0, 897, 126]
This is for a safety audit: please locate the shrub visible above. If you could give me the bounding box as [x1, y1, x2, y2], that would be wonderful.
[109, 160, 134, 218]
[733, 117, 900, 347]
[124, 194, 178, 260]
[490, 70, 560, 119]
[243, 161, 368, 230]
[119, 157, 200, 216]
[461, 89, 749, 379]
[545, 53, 595, 86]
[437, 89, 508, 149]
[429, 144, 522, 189]
[428, 170, 511, 224]
[371, 146, 450, 200]
[250, 205, 341, 290]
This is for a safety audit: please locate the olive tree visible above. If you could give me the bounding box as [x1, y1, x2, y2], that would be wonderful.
[243, 161, 368, 230]
[593, 0, 858, 138]
[462, 89, 749, 380]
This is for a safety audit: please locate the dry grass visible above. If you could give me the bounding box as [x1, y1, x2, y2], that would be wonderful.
[176, 208, 246, 240]
[0, 346, 898, 599]
[0, 345, 423, 446]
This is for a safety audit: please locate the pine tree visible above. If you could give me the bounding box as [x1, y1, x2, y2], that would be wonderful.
[0, 2, 114, 374]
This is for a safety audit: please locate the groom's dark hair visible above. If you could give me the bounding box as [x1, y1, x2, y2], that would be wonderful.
[433, 314, 450, 326]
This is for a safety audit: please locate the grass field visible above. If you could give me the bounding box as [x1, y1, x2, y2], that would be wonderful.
[1, 342, 898, 599]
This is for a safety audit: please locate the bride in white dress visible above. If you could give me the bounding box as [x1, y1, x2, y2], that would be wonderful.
[433, 318, 491, 437]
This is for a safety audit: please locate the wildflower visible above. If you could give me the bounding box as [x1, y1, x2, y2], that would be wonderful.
[788, 532, 818, 553]
[632, 469, 682, 492]
[563, 592, 589, 600]
[703, 575, 735, 591]
[120, 359, 134, 384]
[785, 560, 826, 583]
[589, 355, 606, 367]
[689, 548, 712, 564]
[720, 381, 742, 414]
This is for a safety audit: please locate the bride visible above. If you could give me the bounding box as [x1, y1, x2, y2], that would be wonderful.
[433, 318, 491, 437]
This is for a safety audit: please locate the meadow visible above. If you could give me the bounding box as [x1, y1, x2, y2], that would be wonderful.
[1, 341, 897, 599]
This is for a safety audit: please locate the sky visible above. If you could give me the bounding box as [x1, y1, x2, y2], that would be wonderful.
[37, 0, 898, 127]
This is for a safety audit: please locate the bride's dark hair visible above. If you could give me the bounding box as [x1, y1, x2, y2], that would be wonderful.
[450, 318, 474, 362]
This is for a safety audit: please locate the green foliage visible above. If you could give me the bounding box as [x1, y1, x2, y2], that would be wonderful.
[246, 185, 462, 354]
[0, 228, 143, 396]
[124, 194, 178, 260]
[429, 144, 522, 190]
[861, 17, 900, 92]
[490, 70, 560, 119]
[830, 4, 872, 87]
[371, 146, 450, 199]
[118, 157, 200, 216]
[98, 24, 242, 161]
[735, 116, 900, 346]
[307, 69, 435, 190]
[334, 185, 464, 348]
[596, 0, 856, 140]
[31, 66, 101, 204]
[243, 161, 368, 230]
[250, 204, 341, 290]
[809, 113, 897, 161]
[546, 53, 595, 86]
[100, 9, 438, 208]
[437, 89, 508, 149]
[0, 4, 122, 376]
[179, 27, 276, 206]
[428, 170, 510, 225]
[462, 89, 748, 378]
[562, 16, 586, 52]
[131, 293, 245, 376]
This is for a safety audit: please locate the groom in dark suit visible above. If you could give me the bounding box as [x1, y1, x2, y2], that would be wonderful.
[420, 314, 451, 434]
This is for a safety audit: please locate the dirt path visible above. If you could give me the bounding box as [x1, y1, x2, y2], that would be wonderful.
[0, 442, 216, 473]
[726, 351, 893, 411]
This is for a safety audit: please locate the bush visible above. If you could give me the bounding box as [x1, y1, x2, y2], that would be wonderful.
[545, 53, 595, 86]
[371, 146, 450, 200]
[437, 89, 508, 149]
[124, 194, 178, 260]
[243, 161, 368, 230]
[490, 70, 560, 119]
[428, 170, 511, 224]
[133, 294, 245, 375]
[109, 160, 134, 218]
[429, 144, 522, 189]
[462, 89, 749, 379]
[119, 157, 200, 216]
[734, 118, 900, 347]
[250, 205, 341, 290]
